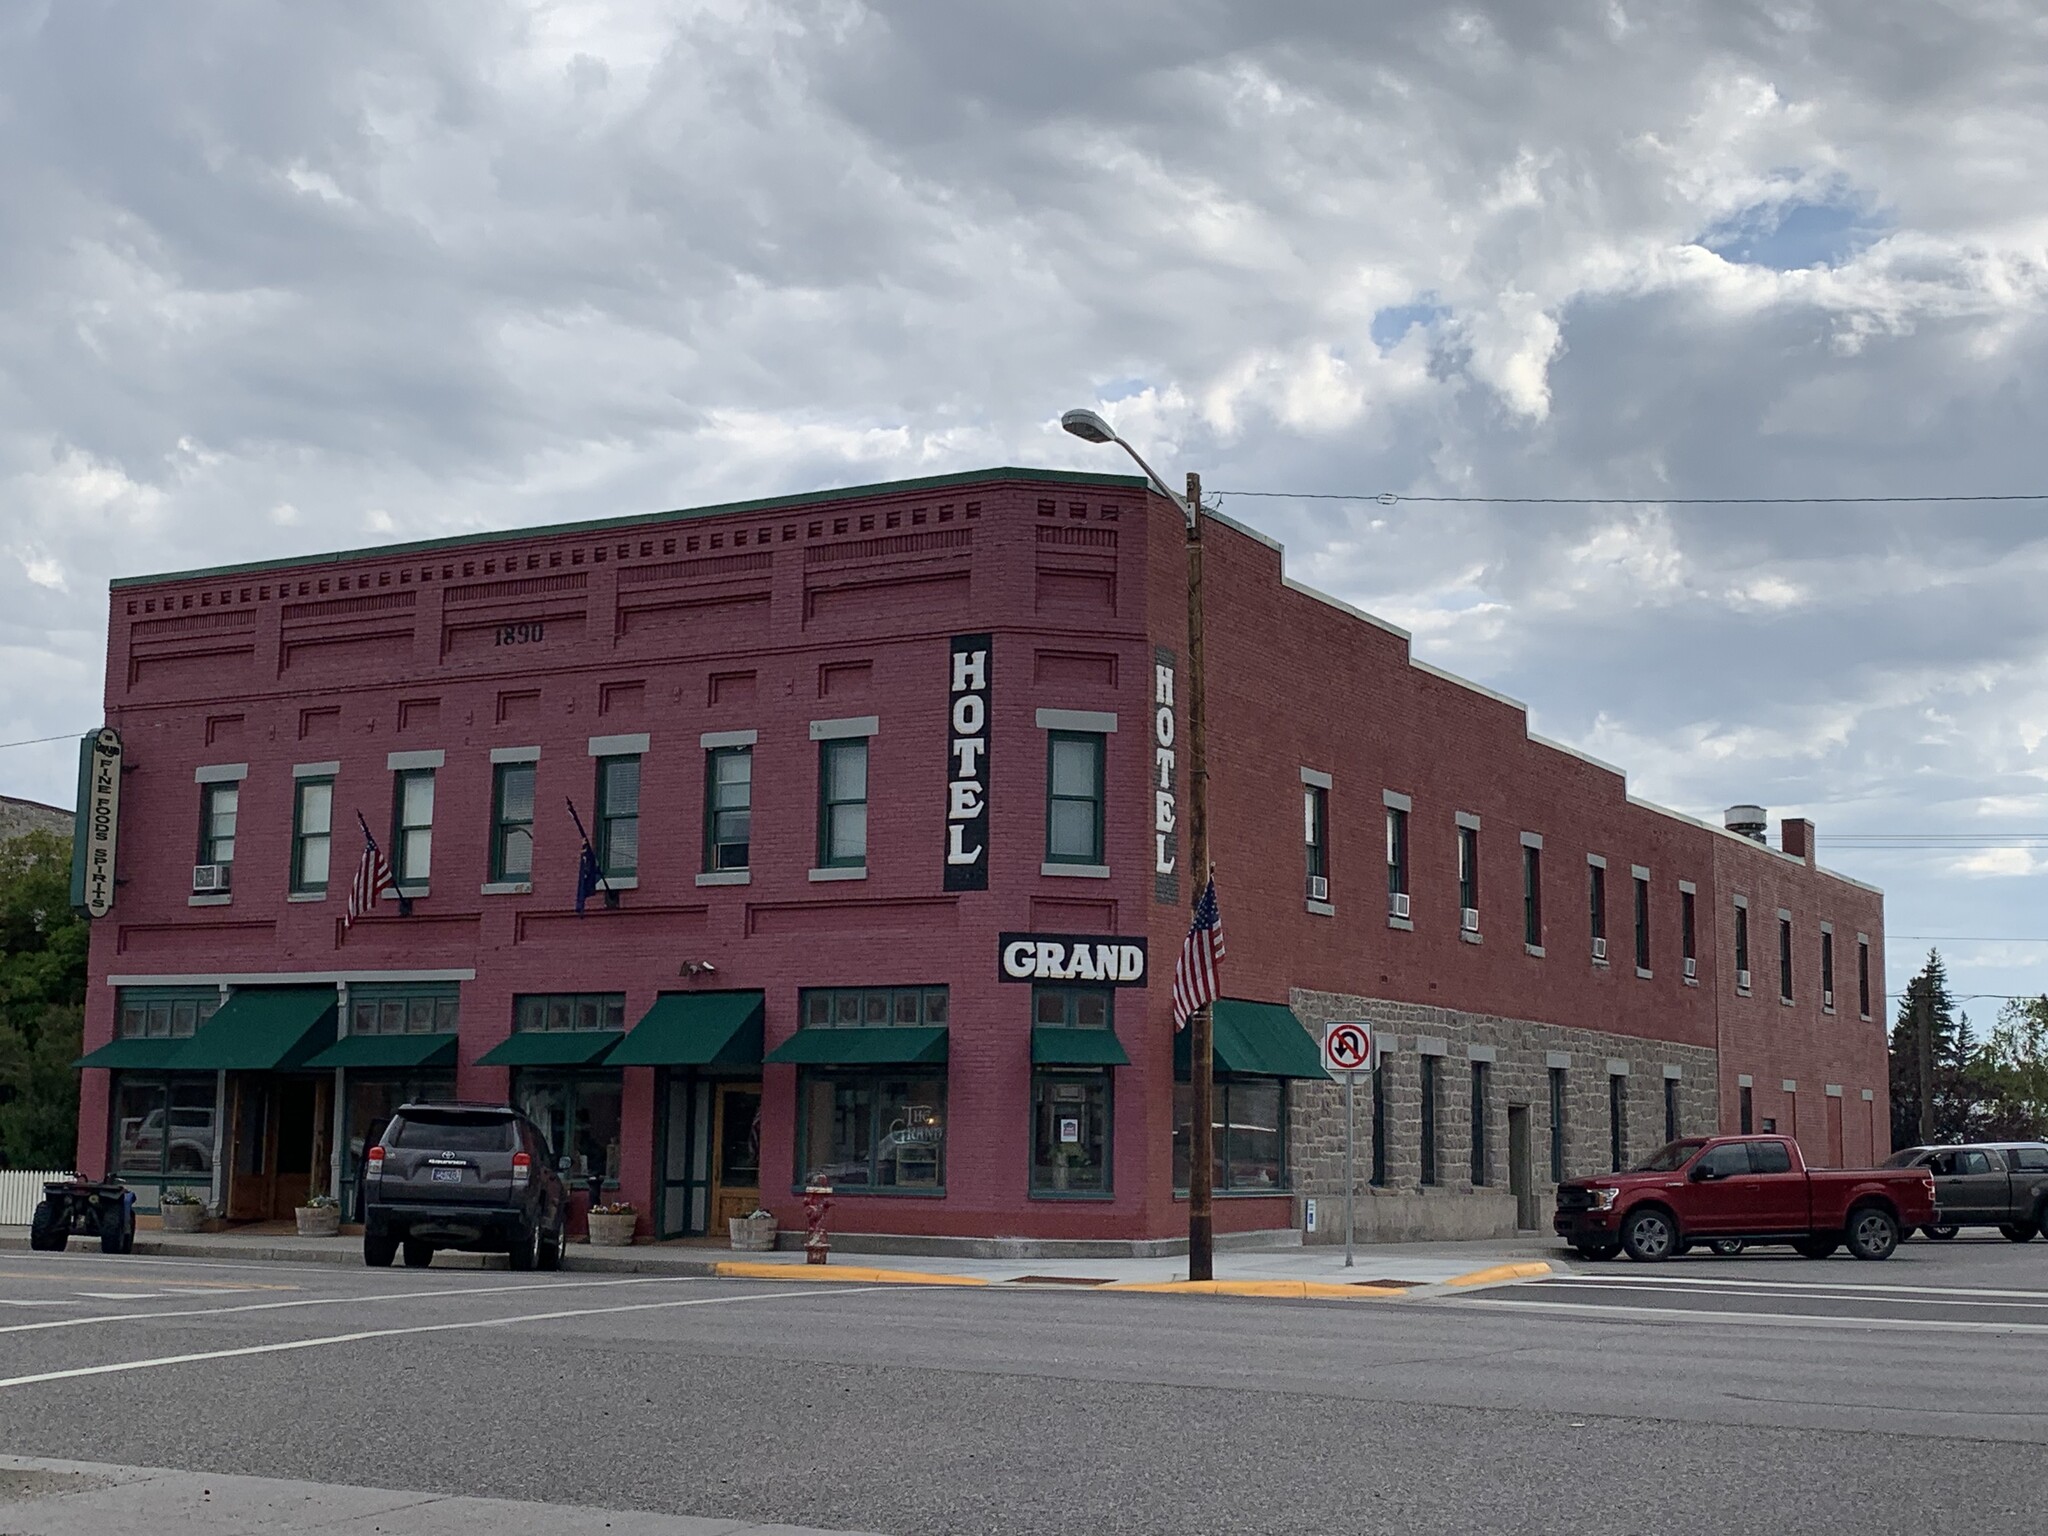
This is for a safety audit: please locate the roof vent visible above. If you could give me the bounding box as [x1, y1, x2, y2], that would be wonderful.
[1724, 805, 1768, 843]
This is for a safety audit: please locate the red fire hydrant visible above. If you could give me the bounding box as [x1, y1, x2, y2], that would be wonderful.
[804, 1182, 833, 1265]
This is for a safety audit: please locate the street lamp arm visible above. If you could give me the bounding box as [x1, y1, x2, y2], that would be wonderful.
[1059, 407, 1195, 526]
[1110, 438, 1195, 524]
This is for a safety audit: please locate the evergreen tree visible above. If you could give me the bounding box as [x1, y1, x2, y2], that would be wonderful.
[0, 829, 86, 1169]
[1887, 949, 1975, 1148]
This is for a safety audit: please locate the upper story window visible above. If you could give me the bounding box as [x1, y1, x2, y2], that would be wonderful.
[291, 777, 333, 895]
[818, 738, 870, 870]
[492, 761, 537, 883]
[1681, 888, 1697, 974]
[1858, 938, 1872, 1019]
[1386, 803, 1410, 909]
[1045, 732, 1106, 866]
[1303, 781, 1330, 901]
[392, 769, 435, 884]
[1633, 873, 1651, 972]
[1821, 928, 1836, 1009]
[705, 745, 752, 872]
[1734, 899, 1751, 984]
[1778, 914, 1794, 1002]
[594, 755, 641, 878]
[1456, 821, 1479, 919]
[197, 783, 238, 871]
[1522, 841, 1542, 947]
[1588, 861, 1607, 957]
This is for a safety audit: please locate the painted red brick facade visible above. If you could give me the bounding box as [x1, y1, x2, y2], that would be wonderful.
[76, 467, 1886, 1247]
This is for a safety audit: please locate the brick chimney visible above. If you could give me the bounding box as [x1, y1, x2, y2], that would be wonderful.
[1781, 817, 1813, 864]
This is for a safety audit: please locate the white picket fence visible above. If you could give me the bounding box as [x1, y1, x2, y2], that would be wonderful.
[0, 1170, 76, 1225]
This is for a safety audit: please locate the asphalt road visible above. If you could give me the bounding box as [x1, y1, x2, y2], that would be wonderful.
[2, 1240, 2046, 1535]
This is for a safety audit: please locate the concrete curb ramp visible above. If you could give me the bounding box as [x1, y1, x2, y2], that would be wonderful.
[1440, 1261, 1555, 1289]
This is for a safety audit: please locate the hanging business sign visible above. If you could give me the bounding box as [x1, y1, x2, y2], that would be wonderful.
[1152, 646, 1179, 906]
[71, 726, 123, 920]
[944, 632, 991, 891]
[998, 933, 1149, 985]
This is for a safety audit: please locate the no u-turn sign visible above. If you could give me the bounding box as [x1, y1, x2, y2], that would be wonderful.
[1322, 1020, 1373, 1075]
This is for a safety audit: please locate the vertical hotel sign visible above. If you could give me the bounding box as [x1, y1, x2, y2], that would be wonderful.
[944, 633, 991, 890]
[1153, 646, 1179, 905]
[71, 727, 123, 919]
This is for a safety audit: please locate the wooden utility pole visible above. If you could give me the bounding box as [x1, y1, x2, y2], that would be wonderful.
[1185, 470, 1214, 1283]
[1916, 979, 1935, 1145]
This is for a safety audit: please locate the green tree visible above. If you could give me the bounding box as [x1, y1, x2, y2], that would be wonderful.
[1888, 949, 1977, 1148]
[0, 828, 87, 1168]
[1974, 997, 2048, 1142]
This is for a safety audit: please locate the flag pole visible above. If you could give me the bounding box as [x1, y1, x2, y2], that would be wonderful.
[566, 797, 615, 906]
[1185, 469, 1214, 1284]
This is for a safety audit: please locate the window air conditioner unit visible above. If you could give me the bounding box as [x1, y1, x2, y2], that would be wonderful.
[1683, 957, 1698, 980]
[1308, 875, 1329, 902]
[1737, 968, 1752, 991]
[1390, 892, 1411, 919]
[1824, 989, 1834, 1009]
[1461, 907, 1480, 933]
[1591, 937, 1608, 961]
[192, 863, 232, 894]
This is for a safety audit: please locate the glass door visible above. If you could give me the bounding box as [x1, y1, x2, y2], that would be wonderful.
[711, 1084, 763, 1230]
[659, 1075, 711, 1238]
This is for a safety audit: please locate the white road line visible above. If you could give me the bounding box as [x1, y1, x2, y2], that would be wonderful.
[1559, 1270, 2048, 1301]
[0, 1286, 888, 1392]
[75, 1291, 173, 1300]
[1533, 1279, 2048, 1311]
[1463, 1297, 2048, 1334]
[0, 1273, 711, 1337]
[0, 1300, 68, 1309]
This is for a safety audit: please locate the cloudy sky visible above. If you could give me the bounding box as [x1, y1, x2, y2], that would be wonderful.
[4, 1, 2046, 1017]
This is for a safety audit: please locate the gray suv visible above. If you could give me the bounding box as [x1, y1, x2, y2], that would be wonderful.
[363, 1102, 568, 1271]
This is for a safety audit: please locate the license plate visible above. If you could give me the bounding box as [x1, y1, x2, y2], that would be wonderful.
[430, 1168, 462, 1183]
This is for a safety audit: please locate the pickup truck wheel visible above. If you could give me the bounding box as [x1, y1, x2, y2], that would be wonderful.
[402, 1240, 435, 1268]
[1793, 1235, 1840, 1260]
[1999, 1222, 2039, 1243]
[1922, 1225, 1959, 1241]
[1846, 1206, 1900, 1261]
[363, 1234, 397, 1268]
[1621, 1208, 1677, 1262]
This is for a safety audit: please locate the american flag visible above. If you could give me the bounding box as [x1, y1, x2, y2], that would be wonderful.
[346, 814, 396, 929]
[1172, 875, 1225, 1030]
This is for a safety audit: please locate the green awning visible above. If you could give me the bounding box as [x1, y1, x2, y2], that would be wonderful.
[75, 1037, 193, 1071]
[609, 991, 765, 1068]
[1031, 1026, 1131, 1067]
[474, 1030, 623, 1067]
[763, 1026, 949, 1066]
[171, 986, 338, 1071]
[1174, 999, 1331, 1079]
[301, 1033, 459, 1071]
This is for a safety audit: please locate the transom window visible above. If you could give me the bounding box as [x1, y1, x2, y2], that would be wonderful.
[513, 993, 627, 1032]
[800, 987, 949, 1029]
[1033, 986, 1111, 1029]
[118, 988, 222, 1040]
[349, 984, 459, 1036]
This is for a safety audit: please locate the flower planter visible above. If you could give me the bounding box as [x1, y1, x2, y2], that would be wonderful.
[586, 1211, 637, 1247]
[160, 1204, 206, 1233]
[728, 1213, 778, 1252]
[295, 1205, 341, 1238]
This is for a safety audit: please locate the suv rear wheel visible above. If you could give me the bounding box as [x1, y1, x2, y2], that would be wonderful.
[538, 1213, 564, 1272]
[1923, 1225, 1959, 1241]
[364, 1234, 397, 1267]
[402, 1240, 435, 1268]
[2000, 1222, 2039, 1243]
[507, 1220, 539, 1273]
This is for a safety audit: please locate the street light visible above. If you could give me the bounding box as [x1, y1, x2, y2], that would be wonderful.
[1061, 405, 1215, 1282]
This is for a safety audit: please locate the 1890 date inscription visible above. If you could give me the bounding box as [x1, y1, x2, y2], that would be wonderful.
[494, 622, 545, 646]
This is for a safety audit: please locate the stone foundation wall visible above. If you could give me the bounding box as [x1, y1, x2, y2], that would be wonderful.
[1287, 990, 1719, 1243]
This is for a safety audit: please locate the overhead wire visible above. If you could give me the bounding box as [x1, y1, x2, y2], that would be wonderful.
[1212, 489, 2048, 507]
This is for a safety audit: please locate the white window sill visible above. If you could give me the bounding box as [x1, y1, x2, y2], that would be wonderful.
[1779, 997, 1795, 1008]
[1636, 967, 1653, 980]
[287, 892, 327, 904]
[396, 884, 428, 901]
[1387, 915, 1414, 932]
[696, 870, 752, 887]
[1591, 958, 1610, 970]
[1822, 1006, 1836, 1017]
[1737, 987, 1752, 998]
[1684, 977, 1700, 988]
[809, 866, 867, 883]
[1525, 944, 1545, 958]
[188, 894, 232, 907]
[1459, 929, 1481, 945]
[1041, 862, 1110, 879]
[1305, 900, 1336, 917]
[481, 881, 532, 896]
[600, 876, 640, 891]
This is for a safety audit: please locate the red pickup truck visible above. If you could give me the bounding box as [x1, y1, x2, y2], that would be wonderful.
[1554, 1135, 1937, 1262]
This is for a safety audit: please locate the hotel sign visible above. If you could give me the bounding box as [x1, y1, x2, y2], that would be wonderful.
[999, 933, 1149, 986]
[1153, 646, 1179, 905]
[71, 726, 123, 920]
[944, 633, 991, 891]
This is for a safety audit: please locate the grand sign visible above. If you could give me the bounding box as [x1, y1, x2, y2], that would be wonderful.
[1152, 647, 1179, 904]
[71, 726, 123, 920]
[999, 932, 1149, 986]
[943, 632, 991, 891]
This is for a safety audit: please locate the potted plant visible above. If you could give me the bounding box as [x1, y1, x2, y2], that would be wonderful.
[295, 1190, 341, 1238]
[586, 1200, 637, 1247]
[728, 1207, 778, 1252]
[159, 1188, 206, 1233]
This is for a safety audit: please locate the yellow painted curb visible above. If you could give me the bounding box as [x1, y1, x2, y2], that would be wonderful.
[1103, 1280, 1407, 1299]
[712, 1261, 987, 1286]
[1440, 1260, 1554, 1288]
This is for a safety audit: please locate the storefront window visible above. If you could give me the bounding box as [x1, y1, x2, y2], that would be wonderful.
[110, 1074, 218, 1181]
[800, 987, 948, 1028]
[515, 1072, 624, 1184]
[1033, 986, 1110, 1028]
[342, 1072, 458, 1217]
[1031, 1071, 1111, 1194]
[1172, 1078, 1288, 1193]
[797, 1073, 945, 1191]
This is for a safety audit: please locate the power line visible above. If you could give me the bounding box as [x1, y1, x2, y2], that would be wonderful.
[0, 732, 81, 751]
[1214, 490, 2048, 507]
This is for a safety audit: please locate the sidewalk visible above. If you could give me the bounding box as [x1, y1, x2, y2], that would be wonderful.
[0, 1224, 1561, 1293]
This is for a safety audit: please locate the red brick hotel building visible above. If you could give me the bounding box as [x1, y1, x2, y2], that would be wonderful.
[73, 468, 1886, 1249]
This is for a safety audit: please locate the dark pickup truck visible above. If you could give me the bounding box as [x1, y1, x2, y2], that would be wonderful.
[1556, 1134, 1938, 1262]
[1884, 1142, 2048, 1242]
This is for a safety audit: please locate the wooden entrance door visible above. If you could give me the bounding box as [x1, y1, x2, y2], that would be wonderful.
[226, 1077, 330, 1221]
[226, 1078, 273, 1222]
[709, 1084, 763, 1230]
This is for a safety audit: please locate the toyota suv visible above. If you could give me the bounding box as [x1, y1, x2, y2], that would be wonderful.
[363, 1102, 568, 1271]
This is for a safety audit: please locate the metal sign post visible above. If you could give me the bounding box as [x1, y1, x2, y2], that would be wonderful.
[1321, 1021, 1374, 1270]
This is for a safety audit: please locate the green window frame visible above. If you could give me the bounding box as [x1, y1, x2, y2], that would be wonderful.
[117, 986, 222, 1041]
[492, 762, 537, 882]
[1044, 731, 1105, 865]
[1032, 985, 1111, 1030]
[1173, 1077, 1288, 1194]
[704, 746, 752, 872]
[391, 769, 434, 885]
[348, 982, 460, 1037]
[109, 1072, 220, 1185]
[198, 782, 238, 869]
[800, 987, 949, 1029]
[795, 1070, 947, 1193]
[514, 993, 628, 1032]
[291, 777, 334, 895]
[817, 739, 868, 869]
[595, 755, 641, 878]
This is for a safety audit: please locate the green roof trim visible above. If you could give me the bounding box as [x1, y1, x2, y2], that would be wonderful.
[475, 1030, 623, 1068]
[171, 986, 338, 1072]
[1030, 1026, 1132, 1067]
[301, 1032, 459, 1071]
[76, 1037, 192, 1071]
[609, 991, 764, 1068]
[763, 1026, 950, 1067]
[111, 467, 1152, 589]
[1174, 999, 1331, 1080]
